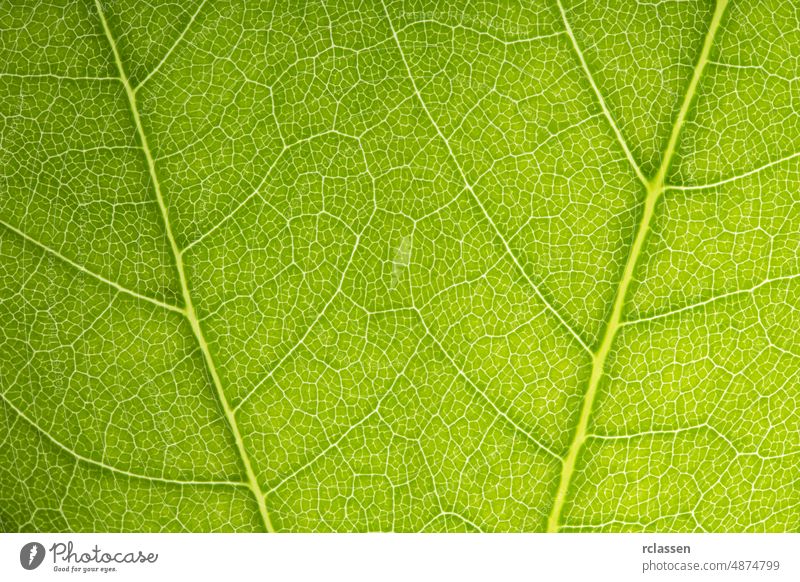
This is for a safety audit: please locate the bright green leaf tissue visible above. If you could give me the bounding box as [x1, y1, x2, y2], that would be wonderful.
[1, 0, 798, 532]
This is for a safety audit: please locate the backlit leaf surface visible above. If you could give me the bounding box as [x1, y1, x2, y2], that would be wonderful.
[1, 0, 798, 532]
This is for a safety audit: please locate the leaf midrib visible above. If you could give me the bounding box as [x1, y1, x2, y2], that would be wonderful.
[546, 0, 731, 532]
[93, 0, 274, 533]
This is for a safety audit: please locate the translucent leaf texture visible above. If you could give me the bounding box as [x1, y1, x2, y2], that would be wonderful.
[1, 0, 799, 533]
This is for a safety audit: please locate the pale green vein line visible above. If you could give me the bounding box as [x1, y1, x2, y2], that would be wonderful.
[415, 310, 561, 461]
[0, 392, 247, 488]
[134, 0, 208, 91]
[420, 511, 485, 533]
[546, 0, 730, 533]
[555, 0, 649, 188]
[589, 424, 800, 461]
[234, 212, 373, 412]
[472, 113, 604, 187]
[0, 72, 120, 82]
[587, 426, 710, 441]
[394, 20, 566, 47]
[266, 409, 380, 494]
[181, 129, 358, 253]
[381, 0, 592, 356]
[181, 147, 287, 255]
[708, 59, 797, 83]
[620, 272, 800, 327]
[0, 218, 185, 315]
[666, 150, 800, 191]
[265, 334, 425, 494]
[651, 0, 729, 192]
[94, 0, 275, 533]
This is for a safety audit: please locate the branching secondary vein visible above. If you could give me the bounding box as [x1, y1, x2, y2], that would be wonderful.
[555, 0, 649, 188]
[382, 0, 593, 357]
[0, 391, 247, 488]
[0, 218, 185, 315]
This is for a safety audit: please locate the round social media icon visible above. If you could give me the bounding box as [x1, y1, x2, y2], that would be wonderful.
[20, 542, 46, 570]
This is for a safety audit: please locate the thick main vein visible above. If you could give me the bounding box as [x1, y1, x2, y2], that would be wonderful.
[94, 0, 274, 532]
[546, 0, 730, 532]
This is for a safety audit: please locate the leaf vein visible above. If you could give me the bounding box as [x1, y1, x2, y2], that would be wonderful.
[0, 218, 185, 315]
[554, 0, 649, 187]
[546, 0, 731, 532]
[94, 0, 275, 532]
[134, 0, 209, 91]
[382, 0, 592, 356]
[0, 392, 247, 488]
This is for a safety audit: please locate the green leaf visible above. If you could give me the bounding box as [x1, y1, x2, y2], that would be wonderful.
[1, 0, 798, 532]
